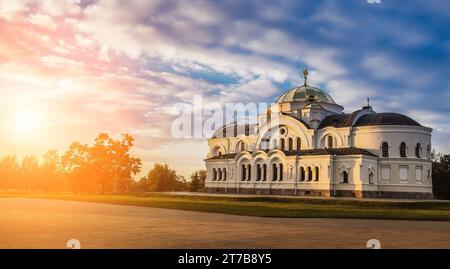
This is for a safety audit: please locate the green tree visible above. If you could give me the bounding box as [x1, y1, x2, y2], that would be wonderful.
[144, 163, 187, 192]
[129, 177, 150, 192]
[432, 153, 450, 199]
[190, 170, 206, 192]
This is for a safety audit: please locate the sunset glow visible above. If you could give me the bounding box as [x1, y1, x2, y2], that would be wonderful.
[15, 110, 40, 134]
[0, 0, 449, 178]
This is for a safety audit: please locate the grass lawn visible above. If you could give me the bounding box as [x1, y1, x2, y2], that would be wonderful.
[1, 192, 450, 221]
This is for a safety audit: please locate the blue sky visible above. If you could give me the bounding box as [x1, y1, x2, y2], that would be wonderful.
[0, 0, 449, 176]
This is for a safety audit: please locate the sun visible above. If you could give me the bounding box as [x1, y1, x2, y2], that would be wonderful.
[15, 110, 40, 134]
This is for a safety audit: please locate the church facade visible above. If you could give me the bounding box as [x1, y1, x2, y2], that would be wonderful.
[204, 69, 433, 199]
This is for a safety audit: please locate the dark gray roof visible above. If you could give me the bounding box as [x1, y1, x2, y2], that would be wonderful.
[285, 147, 378, 157]
[282, 113, 313, 129]
[354, 113, 420, 127]
[206, 153, 237, 160]
[318, 111, 358, 129]
[319, 111, 421, 129]
[212, 123, 258, 138]
[206, 147, 377, 160]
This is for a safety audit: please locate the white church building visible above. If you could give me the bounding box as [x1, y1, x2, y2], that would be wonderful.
[204, 68, 433, 199]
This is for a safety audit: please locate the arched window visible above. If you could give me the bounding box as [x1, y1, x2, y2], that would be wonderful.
[288, 138, 293, 151]
[222, 168, 227, 181]
[262, 164, 267, 181]
[400, 142, 406, 157]
[267, 109, 271, 122]
[307, 167, 312, 181]
[315, 167, 319, 181]
[280, 138, 285, 150]
[427, 144, 431, 159]
[256, 164, 261, 181]
[327, 136, 333, 148]
[415, 143, 421, 158]
[296, 137, 301, 150]
[342, 171, 349, 183]
[213, 168, 217, 181]
[300, 167, 305, 181]
[247, 164, 251, 181]
[241, 164, 246, 181]
[218, 169, 222, 181]
[369, 171, 374, 184]
[272, 163, 277, 181]
[279, 163, 283, 181]
[382, 142, 389, 158]
[272, 138, 277, 149]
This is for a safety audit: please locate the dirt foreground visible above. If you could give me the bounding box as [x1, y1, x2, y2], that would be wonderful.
[1, 198, 449, 249]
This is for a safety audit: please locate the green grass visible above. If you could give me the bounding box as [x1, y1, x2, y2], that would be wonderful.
[1, 192, 450, 221]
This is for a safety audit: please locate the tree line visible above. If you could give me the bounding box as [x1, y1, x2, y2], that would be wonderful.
[432, 153, 450, 200]
[0, 133, 205, 194]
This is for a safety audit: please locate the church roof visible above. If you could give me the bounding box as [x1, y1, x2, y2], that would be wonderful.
[285, 147, 377, 157]
[354, 113, 420, 127]
[318, 111, 359, 129]
[276, 85, 336, 104]
[282, 113, 313, 129]
[212, 123, 258, 138]
[206, 153, 237, 160]
[205, 147, 377, 160]
[318, 111, 421, 129]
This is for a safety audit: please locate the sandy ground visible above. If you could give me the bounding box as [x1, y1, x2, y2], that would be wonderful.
[0, 198, 449, 249]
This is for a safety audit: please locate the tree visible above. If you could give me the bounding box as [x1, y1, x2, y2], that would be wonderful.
[432, 153, 450, 200]
[20, 155, 40, 191]
[61, 133, 142, 194]
[41, 150, 65, 192]
[129, 177, 149, 192]
[0, 155, 19, 190]
[144, 163, 187, 192]
[190, 170, 206, 192]
[61, 141, 95, 193]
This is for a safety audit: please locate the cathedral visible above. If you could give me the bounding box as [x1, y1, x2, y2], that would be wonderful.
[204, 68, 433, 199]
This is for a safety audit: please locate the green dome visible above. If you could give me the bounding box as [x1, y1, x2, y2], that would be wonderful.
[276, 85, 336, 104]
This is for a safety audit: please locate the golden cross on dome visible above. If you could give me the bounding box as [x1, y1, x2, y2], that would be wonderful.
[303, 67, 309, 86]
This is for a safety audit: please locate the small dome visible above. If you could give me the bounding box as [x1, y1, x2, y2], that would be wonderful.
[276, 85, 336, 104]
[354, 113, 421, 127]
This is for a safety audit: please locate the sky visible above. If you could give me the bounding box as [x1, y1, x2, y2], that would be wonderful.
[0, 0, 449, 178]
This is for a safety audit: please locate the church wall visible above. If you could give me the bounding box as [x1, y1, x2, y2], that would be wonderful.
[255, 114, 315, 150]
[352, 125, 432, 158]
[316, 127, 351, 148]
[377, 158, 432, 193]
[205, 150, 432, 198]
